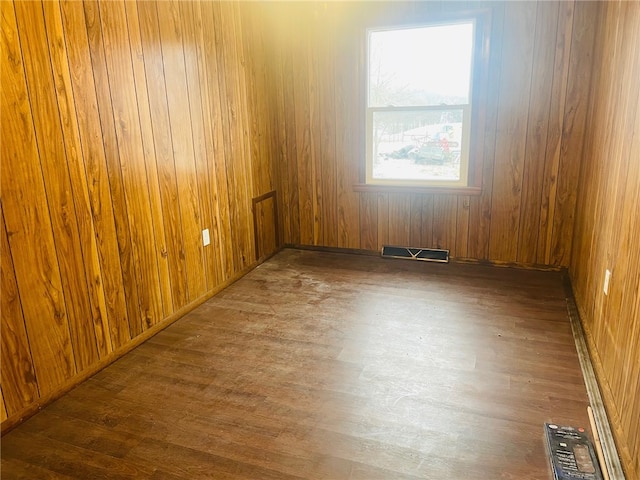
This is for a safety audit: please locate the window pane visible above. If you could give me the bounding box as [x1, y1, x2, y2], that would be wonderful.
[368, 23, 473, 108]
[371, 109, 465, 182]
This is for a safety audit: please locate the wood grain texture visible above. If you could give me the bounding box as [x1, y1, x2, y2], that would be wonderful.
[3, 5, 637, 478]
[293, 23, 314, 247]
[1, 0, 76, 395]
[252, 192, 279, 262]
[212, 1, 252, 272]
[320, 15, 338, 248]
[136, 0, 188, 311]
[266, 1, 592, 268]
[516, 1, 558, 265]
[570, 1, 640, 477]
[0, 206, 39, 415]
[537, 1, 574, 266]
[549, 1, 598, 267]
[2, 0, 276, 429]
[467, 1, 504, 262]
[1, 249, 594, 479]
[60, 0, 132, 350]
[98, 0, 164, 329]
[359, 193, 378, 251]
[15, 0, 100, 372]
[0, 391, 6, 424]
[84, 0, 145, 339]
[179, 0, 217, 292]
[334, 5, 361, 250]
[43, 0, 114, 359]
[123, 0, 173, 319]
[156, 0, 207, 305]
[200, 1, 234, 282]
[488, 1, 536, 262]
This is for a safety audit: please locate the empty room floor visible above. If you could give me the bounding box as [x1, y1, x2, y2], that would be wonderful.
[1, 249, 592, 479]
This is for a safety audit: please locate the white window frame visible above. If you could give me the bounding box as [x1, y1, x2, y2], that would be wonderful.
[364, 18, 481, 189]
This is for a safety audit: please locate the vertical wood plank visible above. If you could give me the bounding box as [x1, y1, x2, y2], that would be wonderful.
[135, 0, 188, 308]
[42, 0, 114, 359]
[123, 0, 173, 316]
[467, 2, 505, 260]
[200, 1, 234, 281]
[192, 1, 224, 287]
[538, 1, 575, 265]
[179, 0, 218, 291]
[359, 193, 378, 251]
[321, 13, 338, 248]
[455, 197, 470, 258]
[15, 0, 100, 371]
[241, 4, 269, 199]
[96, 0, 163, 329]
[230, 1, 256, 268]
[293, 20, 313, 246]
[308, 15, 323, 246]
[0, 390, 6, 423]
[387, 194, 410, 246]
[155, 0, 206, 303]
[516, 1, 559, 264]
[420, 195, 434, 249]
[549, 1, 598, 266]
[83, 0, 143, 338]
[283, 39, 301, 245]
[59, 0, 131, 349]
[409, 194, 423, 247]
[272, 24, 291, 246]
[432, 196, 458, 254]
[213, 0, 240, 273]
[0, 206, 39, 415]
[240, 4, 258, 264]
[213, 1, 252, 269]
[489, 1, 537, 262]
[377, 194, 389, 251]
[335, 15, 360, 249]
[1, 0, 76, 393]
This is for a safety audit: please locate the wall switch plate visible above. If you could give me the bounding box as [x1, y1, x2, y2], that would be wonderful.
[603, 269, 611, 295]
[202, 229, 210, 247]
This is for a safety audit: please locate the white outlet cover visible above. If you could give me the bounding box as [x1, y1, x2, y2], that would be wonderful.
[202, 228, 211, 247]
[604, 269, 611, 295]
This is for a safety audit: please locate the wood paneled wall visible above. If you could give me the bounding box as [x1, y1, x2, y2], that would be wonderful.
[1, 0, 276, 426]
[570, 1, 640, 477]
[3, 4, 638, 477]
[263, 1, 596, 267]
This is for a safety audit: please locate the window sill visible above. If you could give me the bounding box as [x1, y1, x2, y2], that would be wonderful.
[353, 184, 482, 196]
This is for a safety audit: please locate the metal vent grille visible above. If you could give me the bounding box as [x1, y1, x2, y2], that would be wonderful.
[381, 245, 449, 263]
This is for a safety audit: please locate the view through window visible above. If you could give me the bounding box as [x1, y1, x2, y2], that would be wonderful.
[366, 21, 475, 187]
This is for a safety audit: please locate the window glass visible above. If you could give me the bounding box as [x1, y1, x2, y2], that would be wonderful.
[366, 21, 475, 187]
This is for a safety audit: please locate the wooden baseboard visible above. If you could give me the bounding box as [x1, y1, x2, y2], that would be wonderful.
[288, 244, 564, 271]
[563, 277, 628, 479]
[451, 256, 564, 272]
[1, 256, 272, 435]
[287, 244, 380, 257]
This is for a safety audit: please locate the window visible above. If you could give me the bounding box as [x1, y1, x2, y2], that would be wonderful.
[365, 18, 484, 189]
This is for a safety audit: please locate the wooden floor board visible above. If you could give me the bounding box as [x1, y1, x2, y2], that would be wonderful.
[1, 249, 591, 479]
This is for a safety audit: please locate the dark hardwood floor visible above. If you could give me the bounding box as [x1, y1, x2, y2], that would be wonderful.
[1, 249, 592, 479]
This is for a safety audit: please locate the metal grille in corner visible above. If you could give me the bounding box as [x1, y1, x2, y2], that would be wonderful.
[381, 245, 449, 263]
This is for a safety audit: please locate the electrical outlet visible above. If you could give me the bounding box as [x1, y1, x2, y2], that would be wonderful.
[202, 229, 210, 247]
[603, 269, 611, 296]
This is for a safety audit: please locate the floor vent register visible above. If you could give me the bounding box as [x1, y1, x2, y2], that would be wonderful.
[381, 245, 449, 263]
